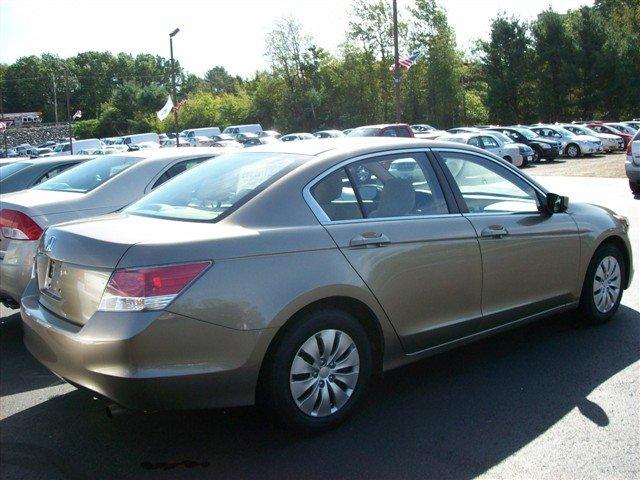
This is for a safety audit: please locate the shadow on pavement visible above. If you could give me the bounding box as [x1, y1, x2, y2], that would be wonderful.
[1, 306, 639, 480]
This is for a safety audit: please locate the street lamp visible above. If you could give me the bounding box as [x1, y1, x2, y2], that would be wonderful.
[169, 28, 180, 146]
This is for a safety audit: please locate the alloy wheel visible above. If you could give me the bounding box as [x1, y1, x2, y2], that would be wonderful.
[593, 256, 621, 313]
[567, 145, 579, 157]
[289, 329, 360, 417]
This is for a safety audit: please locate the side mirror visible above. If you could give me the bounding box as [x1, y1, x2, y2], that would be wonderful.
[545, 193, 569, 213]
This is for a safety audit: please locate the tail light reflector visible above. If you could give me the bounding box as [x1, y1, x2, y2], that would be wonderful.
[98, 261, 211, 311]
[0, 209, 43, 240]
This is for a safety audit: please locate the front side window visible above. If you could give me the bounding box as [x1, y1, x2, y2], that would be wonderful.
[468, 136, 482, 148]
[127, 152, 305, 221]
[33, 155, 141, 193]
[440, 152, 540, 214]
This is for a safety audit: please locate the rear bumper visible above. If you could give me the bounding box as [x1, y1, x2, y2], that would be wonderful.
[21, 282, 275, 410]
[0, 240, 38, 305]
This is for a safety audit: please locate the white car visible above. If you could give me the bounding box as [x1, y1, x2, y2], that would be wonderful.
[439, 132, 524, 167]
[530, 125, 602, 157]
[411, 124, 448, 139]
[52, 138, 105, 156]
[121, 133, 160, 146]
[482, 131, 535, 167]
[280, 133, 316, 142]
[561, 124, 623, 152]
[0, 148, 229, 307]
[626, 130, 640, 195]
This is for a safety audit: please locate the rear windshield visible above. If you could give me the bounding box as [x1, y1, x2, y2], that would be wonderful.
[347, 127, 379, 137]
[0, 162, 31, 180]
[126, 152, 306, 222]
[33, 155, 140, 193]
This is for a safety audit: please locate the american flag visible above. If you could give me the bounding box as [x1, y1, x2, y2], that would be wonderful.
[389, 52, 420, 71]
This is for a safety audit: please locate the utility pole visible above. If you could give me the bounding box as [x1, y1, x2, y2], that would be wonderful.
[169, 28, 180, 146]
[64, 66, 73, 155]
[52, 74, 59, 124]
[0, 86, 7, 154]
[392, 0, 401, 123]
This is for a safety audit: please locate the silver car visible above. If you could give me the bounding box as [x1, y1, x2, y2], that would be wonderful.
[561, 124, 624, 152]
[21, 138, 632, 431]
[0, 148, 228, 306]
[437, 132, 524, 167]
[530, 125, 602, 157]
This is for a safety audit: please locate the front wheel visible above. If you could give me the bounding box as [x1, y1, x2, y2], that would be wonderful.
[261, 307, 373, 431]
[566, 143, 581, 158]
[630, 181, 640, 196]
[578, 244, 625, 324]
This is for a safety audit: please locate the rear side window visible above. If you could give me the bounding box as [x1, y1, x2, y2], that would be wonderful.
[0, 162, 30, 180]
[311, 153, 449, 221]
[152, 158, 206, 189]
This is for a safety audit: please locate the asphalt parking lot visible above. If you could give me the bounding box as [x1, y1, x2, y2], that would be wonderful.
[1, 168, 638, 480]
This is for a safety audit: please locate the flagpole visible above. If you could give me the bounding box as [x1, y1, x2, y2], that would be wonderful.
[64, 65, 73, 155]
[392, 0, 401, 123]
[169, 28, 180, 147]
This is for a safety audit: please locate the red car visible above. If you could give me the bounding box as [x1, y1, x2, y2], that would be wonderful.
[587, 122, 633, 148]
[347, 124, 415, 138]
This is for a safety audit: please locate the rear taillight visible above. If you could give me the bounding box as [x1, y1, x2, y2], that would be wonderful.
[0, 209, 43, 240]
[98, 261, 211, 312]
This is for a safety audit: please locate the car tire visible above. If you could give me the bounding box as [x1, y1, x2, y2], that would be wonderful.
[531, 149, 540, 163]
[578, 243, 626, 325]
[261, 307, 373, 431]
[566, 143, 581, 158]
[630, 181, 640, 196]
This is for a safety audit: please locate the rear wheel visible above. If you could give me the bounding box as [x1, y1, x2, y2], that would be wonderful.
[261, 307, 373, 431]
[578, 244, 625, 324]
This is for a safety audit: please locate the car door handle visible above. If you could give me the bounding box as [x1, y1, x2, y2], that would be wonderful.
[480, 225, 509, 238]
[349, 233, 390, 248]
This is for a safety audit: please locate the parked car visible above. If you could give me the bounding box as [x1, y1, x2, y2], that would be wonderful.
[411, 124, 448, 139]
[36, 147, 56, 157]
[0, 148, 229, 307]
[281, 133, 316, 142]
[622, 121, 640, 131]
[605, 122, 637, 135]
[438, 132, 523, 167]
[121, 133, 160, 146]
[626, 130, 640, 195]
[243, 137, 280, 147]
[53, 139, 104, 156]
[222, 124, 263, 135]
[482, 131, 535, 167]
[529, 125, 602, 157]
[342, 129, 353, 135]
[486, 126, 561, 162]
[347, 124, 414, 138]
[560, 124, 623, 152]
[446, 127, 481, 134]
[0, 155, 94, 194]
[314, 130, 345, 138]
[181, 128, 221, 142]
[1, 148, 18, 159]
[257, 130, 281, 139]
[586, 123, 633, 149]
[20, 138, 632, 431]
[233, 132, 261, 144]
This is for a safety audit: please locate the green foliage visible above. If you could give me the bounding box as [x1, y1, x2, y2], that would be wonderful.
[2, 1, 638, 134]
[72, 119, 99, 139]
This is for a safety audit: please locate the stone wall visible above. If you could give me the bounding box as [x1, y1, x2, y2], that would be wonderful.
[2, 124, 71, 149]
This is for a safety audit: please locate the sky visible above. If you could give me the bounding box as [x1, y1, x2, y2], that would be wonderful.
[0, 0, 593, 78]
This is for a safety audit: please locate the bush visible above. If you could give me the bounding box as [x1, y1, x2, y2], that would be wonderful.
[72, 119, 99, 139]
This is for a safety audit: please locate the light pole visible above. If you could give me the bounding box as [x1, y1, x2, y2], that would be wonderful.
[169, 28, 180, 146]
[392, 0, 401, 123]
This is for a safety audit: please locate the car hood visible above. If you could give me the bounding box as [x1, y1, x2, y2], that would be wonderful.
[0, 189, 85, 216]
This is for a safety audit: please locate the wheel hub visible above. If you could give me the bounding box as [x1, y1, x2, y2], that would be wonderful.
[593, 256, 621, 313]
[289, 329, 360, 417]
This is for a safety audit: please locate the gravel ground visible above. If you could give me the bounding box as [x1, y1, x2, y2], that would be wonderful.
[525, 152, 627, 178]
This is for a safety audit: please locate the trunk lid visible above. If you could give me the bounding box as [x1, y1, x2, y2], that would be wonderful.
[0, 189, 84, 216]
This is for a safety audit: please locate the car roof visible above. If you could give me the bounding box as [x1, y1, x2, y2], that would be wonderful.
[353, 124, 409, 129]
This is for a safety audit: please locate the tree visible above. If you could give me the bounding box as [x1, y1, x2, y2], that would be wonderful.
[204, 66, 240, 94]
[531, 9, 577, 121]
[477, 16, 536, 124]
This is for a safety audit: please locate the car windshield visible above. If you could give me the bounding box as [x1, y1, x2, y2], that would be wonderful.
[513, 128, 539, 139]
[0, 162, 31, 179]
[348, 127, 379, 137]
[126, 152, 306, 222]
[33, 155, 140, 193]
[554, 127, 575, 137]
[610, 124, 636, 134]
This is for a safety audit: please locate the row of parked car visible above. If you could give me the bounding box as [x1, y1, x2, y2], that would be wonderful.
[0, 131, 634, 430]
